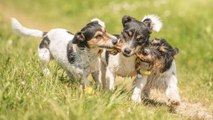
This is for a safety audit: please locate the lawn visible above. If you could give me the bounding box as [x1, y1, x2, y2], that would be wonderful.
[0, 0, 213, 120]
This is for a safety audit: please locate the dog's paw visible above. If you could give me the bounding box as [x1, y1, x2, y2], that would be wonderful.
[131, 94, 142, 103]
[167, 98, 180, 106]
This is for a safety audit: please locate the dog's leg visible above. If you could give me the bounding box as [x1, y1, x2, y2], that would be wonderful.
[91, 71, 101, 89]
[131, 75, 148, 103]
[165, 75, 181, 106]
[106, 67, 116, 90]
[38, 47, 51, 75]
[142, 85, 150, 98]
[80, 71, 91, 88]
[99, 58, 107, 89]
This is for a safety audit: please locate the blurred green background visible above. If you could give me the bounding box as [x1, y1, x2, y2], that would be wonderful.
[0, 0, 212, 119]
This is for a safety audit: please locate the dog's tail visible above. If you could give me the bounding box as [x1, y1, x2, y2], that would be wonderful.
[11, 18, 45, 38]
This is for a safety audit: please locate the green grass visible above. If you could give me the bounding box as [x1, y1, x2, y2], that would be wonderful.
[0, 0, 213, 119]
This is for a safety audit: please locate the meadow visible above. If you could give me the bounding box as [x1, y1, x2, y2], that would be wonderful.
[0, 0, 213, 119]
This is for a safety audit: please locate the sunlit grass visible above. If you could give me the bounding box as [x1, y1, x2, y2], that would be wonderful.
[0, 0, 212, 119]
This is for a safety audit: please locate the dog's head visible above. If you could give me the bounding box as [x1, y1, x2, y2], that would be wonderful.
[72, 18, 118, 50]
[137, 38, 179, 73]
[120, 15, 162, 57]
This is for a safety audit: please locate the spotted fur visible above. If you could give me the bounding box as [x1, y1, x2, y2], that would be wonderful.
[11, 18, 118, 88]
[132, 38, 180, 106]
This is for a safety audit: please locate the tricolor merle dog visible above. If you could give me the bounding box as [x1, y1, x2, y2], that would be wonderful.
[12, 18, 118, 88]
[132, 38, 180, 106]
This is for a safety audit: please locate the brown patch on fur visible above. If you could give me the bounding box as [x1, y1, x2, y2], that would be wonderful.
[87, 31, 111, 48]
[128, 31, 133, 36]
[159, 46, 168, 52]
[151, 38, 161, 45]
[136, 35, 142, 40]
[152, 59, 163, 71]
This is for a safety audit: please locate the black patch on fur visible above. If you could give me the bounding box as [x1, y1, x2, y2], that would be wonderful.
[42, 32, 48, 37]
[121, 15, 151, 51]
[39, 35, 50, 49]
[67, 41, 75, 64]
[140, 38, 179, 73]
[72, 21, 102, 48]
[157, 39, 179, 73]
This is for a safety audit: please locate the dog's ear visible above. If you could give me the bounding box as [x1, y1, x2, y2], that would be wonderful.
[141, 15, 162, 32]
[122, 15, 135, 27]
[160, 48, 178, 73]
[172, 48, 179, 56]
[160, 54, 173, 73]
[72, 31, 85, 44]
[91, 18, 105, 27]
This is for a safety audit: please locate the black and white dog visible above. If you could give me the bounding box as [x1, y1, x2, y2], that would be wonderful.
[99, 15, 162, 90]
[12, 18, 118, 88]
[132, 38, 180, 106]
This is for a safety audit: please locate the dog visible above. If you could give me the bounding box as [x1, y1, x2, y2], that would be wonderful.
[12, 18, 118, 88]
[131, 38, 180, 106]
[99, 15, 162, 90]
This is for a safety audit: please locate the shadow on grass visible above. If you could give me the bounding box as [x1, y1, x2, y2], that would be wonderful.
[142, 98, 177, 113]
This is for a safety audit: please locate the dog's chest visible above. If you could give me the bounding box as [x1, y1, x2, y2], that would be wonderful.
[108, 53, 136, 77]
[72, 49, 99, 73]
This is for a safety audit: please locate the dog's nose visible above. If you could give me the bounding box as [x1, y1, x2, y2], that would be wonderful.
[124, 48, 132, 54]
[112, 39, 118, 45]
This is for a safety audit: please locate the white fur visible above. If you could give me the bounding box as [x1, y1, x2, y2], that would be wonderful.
[91, 18, 105, 27]
[141, 15, 162, 32]
[100, 52, 136, 90]
[38, 47, 51, 75]
[11, 18, 43, 38]
[132, 61, 181, 105]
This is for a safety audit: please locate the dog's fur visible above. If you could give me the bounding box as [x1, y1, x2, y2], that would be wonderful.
[99, 15, 162, 90]
[131, 38, 180, 106]
[12, 18, 117, 87]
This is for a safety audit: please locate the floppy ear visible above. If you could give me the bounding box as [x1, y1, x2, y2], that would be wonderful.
[72, 32, 85, 44]
[141, 15, 162, 32]
[160, 48, 178, 73]
[122, 15, 135, 27]
[160, 54, 173, 73]
[172, 48, 179, 56]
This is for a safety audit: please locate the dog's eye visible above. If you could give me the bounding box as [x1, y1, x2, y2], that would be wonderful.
[95, 34, 103, 39]
[142, 49, 149, 56]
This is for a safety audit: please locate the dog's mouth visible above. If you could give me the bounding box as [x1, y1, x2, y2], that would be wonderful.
[98, 45, 114, 50]
[98, 43, 122, 52]
[122, 51, 136, 57]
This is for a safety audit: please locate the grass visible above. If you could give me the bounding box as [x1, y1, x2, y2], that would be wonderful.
[0, 0, 213, 119]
